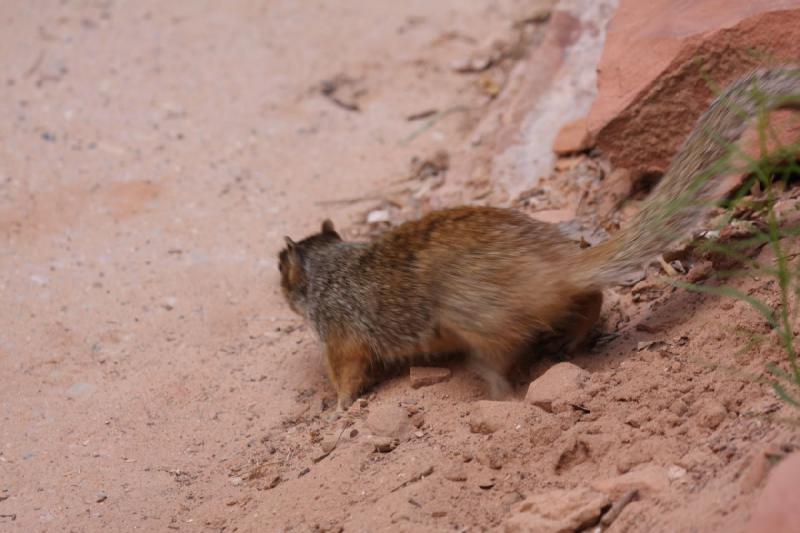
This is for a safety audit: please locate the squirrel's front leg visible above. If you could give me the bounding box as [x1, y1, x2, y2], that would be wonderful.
[325, 334, 370, 411]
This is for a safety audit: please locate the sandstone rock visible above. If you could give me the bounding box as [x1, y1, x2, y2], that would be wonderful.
[409, 366, 452, 389]
[365, 405, 410, 439]
[696, 399, 727, 430]
[526, 363, 589, 413]
[686, 260, 714, 283]
[586, 0, 800, 180]
[476, 474, 497, 490]
[553, 118, 593, 155]
[366, 435, 398, 453]
[631, 281, 664, 302]
[504, 487, 610, 533]
[591, 464, 669, 498]
[746, 453, 800, 533]
[443, 466, 467, 482]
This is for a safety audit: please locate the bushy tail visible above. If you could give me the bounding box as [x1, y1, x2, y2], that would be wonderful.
[576, 67, 800, 287]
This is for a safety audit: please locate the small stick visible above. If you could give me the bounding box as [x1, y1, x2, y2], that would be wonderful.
[314, 194, 385, 206]
[406, 109, 438, 121]
[400, 105, 469, 145]
[601, 489, 638, 527]
[311, 426, 348, 464]
[658, 256, 679, 277]
[390, 465, 434, 493]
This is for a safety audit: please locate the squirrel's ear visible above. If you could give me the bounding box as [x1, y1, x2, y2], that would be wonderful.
[321, 219, 336, 234]
[284, 236, 296, 250]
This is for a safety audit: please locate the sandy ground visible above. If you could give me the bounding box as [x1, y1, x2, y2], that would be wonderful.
[1, 1, 799, 532]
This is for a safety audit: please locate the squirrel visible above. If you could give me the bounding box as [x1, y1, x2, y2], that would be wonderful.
[278, 68, 800, 410]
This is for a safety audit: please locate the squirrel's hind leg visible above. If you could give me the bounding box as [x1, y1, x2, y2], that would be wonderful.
[463, 338, 519, 400]
[563, 290, 603, 353]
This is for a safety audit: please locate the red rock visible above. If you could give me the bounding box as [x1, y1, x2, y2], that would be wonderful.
[586, 0, 800, 179]
[526, 362, 589, 413]
[409, 366, 452, 389]
[553, 118, 593, 155]
[746, 453, 800, 533]
[686, 260, 714, 283]
[591, 464, 669, 498]
[504, 487, 610, 533]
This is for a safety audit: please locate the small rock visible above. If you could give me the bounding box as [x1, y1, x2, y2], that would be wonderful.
[409, 366, 452, 388]
[525, 363, 589, 413]
[443, 466, 467, 482]
[366, 209, 391, 224]
[320, 438, 338, 454]
[746, 453, 800, 533]
[30, 274, 49, 286]
[95, 491, 107, 503]
[366, 405, 410, 439]
[502, 491, 525, 508]
[696, 399, 727, 430]
[591, 464, 669, 498]
[476, 472, 496, 490]
[162, 296, 177, 310]
[553, 118, 593, 155]
[368, 436, 398, 453]
[686, 260, 713, 283]
[667, 465, 687, 480]
[230, 476, 243, 486]
[631, 280, 663, 302]
[504, 487, 610, 533]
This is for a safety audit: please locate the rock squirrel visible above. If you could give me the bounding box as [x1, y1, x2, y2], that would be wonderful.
[279, 68, 800, 410]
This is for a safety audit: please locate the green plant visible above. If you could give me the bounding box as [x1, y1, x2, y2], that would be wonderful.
[670, 93, 800, 411]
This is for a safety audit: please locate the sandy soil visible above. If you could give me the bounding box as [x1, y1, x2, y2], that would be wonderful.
[1, 1, 799, 532]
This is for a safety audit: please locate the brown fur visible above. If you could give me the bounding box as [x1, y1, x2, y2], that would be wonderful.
[278, 68, 800, 410]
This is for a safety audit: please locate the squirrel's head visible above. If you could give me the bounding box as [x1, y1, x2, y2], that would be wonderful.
[278, 219, 341, 316]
